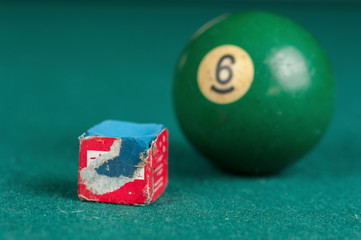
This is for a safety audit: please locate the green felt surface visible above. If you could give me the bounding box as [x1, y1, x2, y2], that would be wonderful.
[0, 1, 361, 239]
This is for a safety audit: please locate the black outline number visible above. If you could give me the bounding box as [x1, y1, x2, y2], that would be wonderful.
[212, 54, 235, 94]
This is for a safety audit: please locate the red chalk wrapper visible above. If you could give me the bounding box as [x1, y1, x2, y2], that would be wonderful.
[78, 120, 168, 205]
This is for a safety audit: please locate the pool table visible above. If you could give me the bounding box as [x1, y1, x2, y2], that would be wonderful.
[1, 1, 361, 239]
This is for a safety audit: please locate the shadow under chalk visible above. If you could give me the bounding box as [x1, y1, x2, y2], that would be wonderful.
[26, 177, 78, 201]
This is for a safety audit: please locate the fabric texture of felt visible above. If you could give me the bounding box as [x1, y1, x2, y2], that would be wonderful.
[0, 1, 360, 239]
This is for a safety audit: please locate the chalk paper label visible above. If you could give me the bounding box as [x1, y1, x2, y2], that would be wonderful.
[86, 150, 144, 180]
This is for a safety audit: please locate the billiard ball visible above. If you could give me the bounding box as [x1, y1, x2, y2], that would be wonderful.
[173, 11, 335, 174]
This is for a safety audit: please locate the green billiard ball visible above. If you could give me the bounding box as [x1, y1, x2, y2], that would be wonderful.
[173, 11, 335, 174]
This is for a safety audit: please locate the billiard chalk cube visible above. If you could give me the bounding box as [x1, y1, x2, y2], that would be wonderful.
[78, 120, 168, 205]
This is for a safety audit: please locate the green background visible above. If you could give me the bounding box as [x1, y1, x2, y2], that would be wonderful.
[0, 1, 360, 239]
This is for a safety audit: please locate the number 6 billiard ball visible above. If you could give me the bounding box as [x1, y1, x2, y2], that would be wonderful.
[173, 11, 335, 174]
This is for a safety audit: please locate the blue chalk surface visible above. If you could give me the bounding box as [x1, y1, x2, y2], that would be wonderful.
[84, 120, 164, 138]
[84, 120, 165, 178]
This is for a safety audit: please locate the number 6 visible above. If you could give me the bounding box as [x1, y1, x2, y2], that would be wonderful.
[216, 55, 235, 85]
